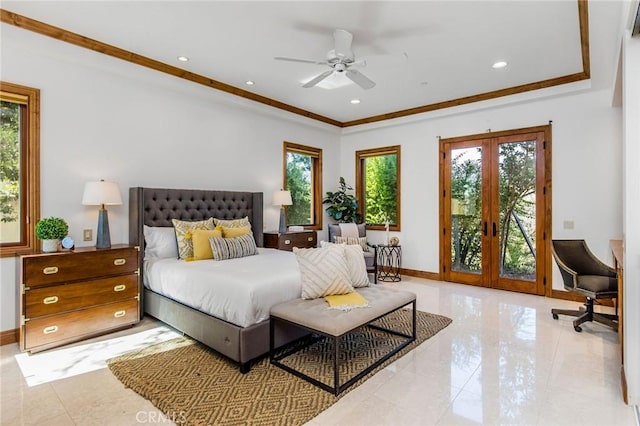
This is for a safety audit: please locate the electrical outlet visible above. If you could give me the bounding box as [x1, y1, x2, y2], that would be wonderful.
[83, 229, 93, 241]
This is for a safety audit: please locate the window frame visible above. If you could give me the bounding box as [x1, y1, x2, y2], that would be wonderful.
[355, 145, 401, 231]
[282, 141, 323, 231]
[0, 81, 40, 257]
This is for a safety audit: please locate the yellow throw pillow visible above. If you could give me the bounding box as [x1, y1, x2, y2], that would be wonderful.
[221, 226, 251, 238]
[188, 229, 223, 261]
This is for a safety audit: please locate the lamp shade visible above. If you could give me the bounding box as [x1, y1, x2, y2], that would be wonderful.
[82, 181, 122, 206]
[272, 190, 292, 206]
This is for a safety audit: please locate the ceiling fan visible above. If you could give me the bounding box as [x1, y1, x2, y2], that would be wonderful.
[275, 29, 379, 90]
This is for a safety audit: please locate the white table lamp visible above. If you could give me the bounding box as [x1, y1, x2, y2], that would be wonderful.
[82, 180, 122, 249]
[272, 190, 292, 233]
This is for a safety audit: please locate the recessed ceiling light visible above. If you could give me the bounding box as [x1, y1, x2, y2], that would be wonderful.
[492, 61, 508, 69]
[245, 80, 255, 86]
[177, 56, 189, 62]
[350, 99, 361, 104]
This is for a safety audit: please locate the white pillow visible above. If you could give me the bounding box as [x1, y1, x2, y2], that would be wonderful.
[143, 225, 178, 259]
[320, 241, 369, 288]
[293, 246, 354, 300]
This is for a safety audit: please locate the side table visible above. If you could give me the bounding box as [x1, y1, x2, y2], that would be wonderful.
[377, 245, 402, 282]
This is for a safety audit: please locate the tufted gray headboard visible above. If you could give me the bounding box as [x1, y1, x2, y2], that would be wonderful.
[129, 187, 264, 251]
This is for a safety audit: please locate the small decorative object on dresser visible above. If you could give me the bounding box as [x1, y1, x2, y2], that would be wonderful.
[35, 217, 69, 253]
[17, 245, 141, 353]
[264, 230, 317, 251]
[389, 236, 400, 246]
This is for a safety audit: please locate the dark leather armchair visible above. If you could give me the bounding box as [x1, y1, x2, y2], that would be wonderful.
[328, 224, 378, 284]
[551, 239, 618, 332]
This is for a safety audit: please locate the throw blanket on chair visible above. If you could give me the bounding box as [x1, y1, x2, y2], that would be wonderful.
[339, 223, 359, 238]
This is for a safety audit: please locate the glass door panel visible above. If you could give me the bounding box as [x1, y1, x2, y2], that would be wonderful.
[497, 140, 537, 281]
[450, 147, 483, 274]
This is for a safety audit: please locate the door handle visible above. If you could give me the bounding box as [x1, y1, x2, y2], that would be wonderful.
[492, 222, 497, 237]
[483, 222, 488, 236]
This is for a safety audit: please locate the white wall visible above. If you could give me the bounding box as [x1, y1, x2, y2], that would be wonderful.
[622, 28, 640, 406]
[0, 24, 342, 331]
[339, 89, 622, 284]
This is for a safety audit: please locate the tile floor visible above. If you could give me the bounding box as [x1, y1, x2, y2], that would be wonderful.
[1, 277, 638, 425]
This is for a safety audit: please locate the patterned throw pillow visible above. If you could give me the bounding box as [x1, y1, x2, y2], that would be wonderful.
[293, 246, 354, 300]
[172, 218, 215, 260]
[188, 229, 223, 261]
[320, 241, 369, 288]
[209, 233, 258, 261]
[334, 236, 369, 252]
[213, 216, 251, 229]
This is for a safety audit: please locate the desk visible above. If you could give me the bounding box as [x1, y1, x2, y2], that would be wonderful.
[610, 239, 627, 404]
[377, 245, 402, 282]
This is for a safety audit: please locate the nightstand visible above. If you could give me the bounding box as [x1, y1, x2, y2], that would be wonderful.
[17, 244, 141, 353]
[264, 231, 317, 251]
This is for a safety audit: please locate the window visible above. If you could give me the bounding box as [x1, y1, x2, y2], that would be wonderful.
[1, 82, 40, 257]
[283, 142, 322, 230]
[356, 145, 401, 230]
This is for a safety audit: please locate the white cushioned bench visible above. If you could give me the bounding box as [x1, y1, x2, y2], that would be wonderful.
[269, 286, 417, 395]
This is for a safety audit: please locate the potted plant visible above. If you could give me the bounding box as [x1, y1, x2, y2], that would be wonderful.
[323, 177, 362, 223]
[35, 217, 69, 252]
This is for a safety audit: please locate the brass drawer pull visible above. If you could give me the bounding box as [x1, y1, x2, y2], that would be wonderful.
[43, 325, 58, 334]
[114, 259, 126, 266]
[114, 310, 126, 318]
[284, 239, 291, 245]
[43, 296, 59, 304]
[43, 266, 58, 275]
[307, 237, 314, 241]
[113, 284, 126, 292]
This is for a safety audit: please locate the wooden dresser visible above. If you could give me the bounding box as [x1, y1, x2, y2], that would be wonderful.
[264, 231, 317, 251]
[17, 244, 140, 353]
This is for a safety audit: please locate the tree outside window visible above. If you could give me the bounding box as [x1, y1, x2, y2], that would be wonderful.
[283, 142, 322, 230]
[356, 145, 401, 230]
[0, 81, 40, 257]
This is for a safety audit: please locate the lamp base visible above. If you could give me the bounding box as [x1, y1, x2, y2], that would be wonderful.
[96, 208, 111, 249]
[279, 207, 287, 234]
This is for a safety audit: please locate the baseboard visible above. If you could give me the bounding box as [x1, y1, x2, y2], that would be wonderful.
[0, 328, 18, 346]
[551, 289, 615, 307]
[622, 365, 629, 405]
[400, 268, 441, 281]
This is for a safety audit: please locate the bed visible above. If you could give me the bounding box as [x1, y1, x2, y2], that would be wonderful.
[129, 187, 305, 372]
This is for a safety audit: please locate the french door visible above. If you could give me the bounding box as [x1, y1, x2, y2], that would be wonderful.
[440, 125, 551, 295]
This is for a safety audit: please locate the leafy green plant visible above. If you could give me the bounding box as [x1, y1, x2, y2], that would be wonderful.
[323, 177, 361, 223]
[35, 217, 69, 240]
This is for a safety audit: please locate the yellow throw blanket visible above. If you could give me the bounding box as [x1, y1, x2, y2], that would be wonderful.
[324, 292, 369, 311]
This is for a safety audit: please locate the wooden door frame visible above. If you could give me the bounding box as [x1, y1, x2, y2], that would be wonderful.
[439, 124, 553, 297]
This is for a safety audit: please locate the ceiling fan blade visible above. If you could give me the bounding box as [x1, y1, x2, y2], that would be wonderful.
[333, 29, 353, 59]
[302, 70, 334, 88]
[274, 56, 325, 65]
[345, 69, 376, 90]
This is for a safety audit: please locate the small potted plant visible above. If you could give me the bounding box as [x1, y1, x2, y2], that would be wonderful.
[35, 217, 69, 252]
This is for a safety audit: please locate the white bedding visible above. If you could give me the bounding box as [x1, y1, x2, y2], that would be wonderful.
[143, 248, 302, 327]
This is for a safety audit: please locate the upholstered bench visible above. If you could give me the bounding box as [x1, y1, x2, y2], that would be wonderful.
[269, 286, 416, 395]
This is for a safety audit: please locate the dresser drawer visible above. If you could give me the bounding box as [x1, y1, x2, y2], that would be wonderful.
[25, 274, 139, 318]
[23, 299, 139, 351]
[265, 232, 317, 251]
[23, 247, 138, 287]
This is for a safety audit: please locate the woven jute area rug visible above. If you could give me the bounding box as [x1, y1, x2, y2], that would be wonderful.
[107, 309, 452, 426]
